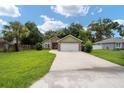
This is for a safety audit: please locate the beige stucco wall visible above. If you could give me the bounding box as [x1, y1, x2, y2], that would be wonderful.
[42, 40, 51, 49]
[42, 37, 60, 49]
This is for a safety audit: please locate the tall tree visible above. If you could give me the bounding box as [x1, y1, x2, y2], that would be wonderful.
[117, 25, 124, 37]
[21, 21, 44, 45]
[2, 30, 14, 42]
[2, 24, 14, 42]
[88, 18, 119, 41]
[56, 28, 67, 38]
[3, 21, 29, 51]
[44, 30, 57, 39]
[67, 23, 84, 38]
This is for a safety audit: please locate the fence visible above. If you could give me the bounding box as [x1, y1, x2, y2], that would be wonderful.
[0, 43, 4, 51]
[19, 45, 36, 50]
[0, 44, 36, 52]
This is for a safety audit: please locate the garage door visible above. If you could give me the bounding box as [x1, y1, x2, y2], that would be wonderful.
[60, 43, 79, 51]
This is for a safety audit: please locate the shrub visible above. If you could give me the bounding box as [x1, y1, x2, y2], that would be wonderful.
[81, 43, 85, 51]
[84, 40, 92, 53]
[36, 42, 42, 50]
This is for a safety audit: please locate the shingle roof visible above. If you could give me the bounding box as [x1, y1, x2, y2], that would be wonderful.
[42, 36, 60, 43]
[95, 38, 124, 44]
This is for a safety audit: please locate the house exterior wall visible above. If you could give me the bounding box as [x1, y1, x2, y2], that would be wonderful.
[42, 40, 51, 49]
[102, 43, 115, 50]
[42, 37, 60, 49]
[93, 45, 103, 50]
[94, 43, 115, 50]
[122, 43, 124, 49]
[95, 42, 124, 50]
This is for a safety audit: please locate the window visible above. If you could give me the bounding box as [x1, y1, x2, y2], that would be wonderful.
[45, 44, 50, 48]
[115, 43, 122, 48]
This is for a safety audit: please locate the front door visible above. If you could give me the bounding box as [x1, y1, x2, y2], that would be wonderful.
[52, 42, 58, 49]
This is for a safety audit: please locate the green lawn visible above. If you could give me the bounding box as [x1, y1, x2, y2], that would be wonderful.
[91, 50, 124, 66]
[0, 50, 55, 88]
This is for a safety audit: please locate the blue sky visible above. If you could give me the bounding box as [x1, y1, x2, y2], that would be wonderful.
[0, 5, 124, 37]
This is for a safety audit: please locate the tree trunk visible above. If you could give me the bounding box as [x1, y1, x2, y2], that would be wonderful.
[15, 36, 19, 51]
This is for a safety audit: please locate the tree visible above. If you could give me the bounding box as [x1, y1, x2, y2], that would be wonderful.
[78, 29, 86, 43]
[117, 25, 124, 37]
[88, 18, 119, 41]
[84, 40, 93, 53]
[2, 30, 14, 42]
[67, 23, 84, 38]
[21, 21, 44, 45]
[56, 28, 66, 38]
[2, 24, 14, 42]
[44, 30, 57, 39]
[3, 21, 29, 51]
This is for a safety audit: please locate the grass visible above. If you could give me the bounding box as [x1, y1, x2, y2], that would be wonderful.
[91, 50, 124, 66]
[0, 50, 55, 88]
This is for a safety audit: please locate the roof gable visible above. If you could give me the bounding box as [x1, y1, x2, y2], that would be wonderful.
[43, 36, 60, 43]
[57, 35, 82, 43]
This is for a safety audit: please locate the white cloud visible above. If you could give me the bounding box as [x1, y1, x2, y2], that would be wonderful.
[91, 12, 94, 15]
[0, 19, 8, 25]
[40, 15, 54, 21]
[37, 15, 68, 33]
[97, 8, 103, 13]
[91, 7, 103, 16]
[0, 5, 21, 17]
[51, 5, 90, 17]
[83, 27, 88, 31]
[114, 19, 124, 25]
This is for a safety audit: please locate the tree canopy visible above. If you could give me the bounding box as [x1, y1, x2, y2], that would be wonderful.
[21, 21, 44, 45]
[88, 18, 120, 41]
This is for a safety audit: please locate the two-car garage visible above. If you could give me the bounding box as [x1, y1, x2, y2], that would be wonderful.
[60, 43, 79, 51]
[57, 35, 82, 52]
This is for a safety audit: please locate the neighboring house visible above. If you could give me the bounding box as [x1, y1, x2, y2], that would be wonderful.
[42, 35, 82, 51]
[93, 38, 124, 50]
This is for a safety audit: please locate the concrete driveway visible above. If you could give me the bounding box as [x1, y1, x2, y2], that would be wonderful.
[30, 50, 124, 88]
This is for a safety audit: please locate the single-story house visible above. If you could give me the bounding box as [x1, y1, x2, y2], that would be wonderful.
[93, 38, 124, 50]
[42, 35, 82, 51]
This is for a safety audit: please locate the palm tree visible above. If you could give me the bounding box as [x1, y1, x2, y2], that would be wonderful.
[3, 21, 29, 51]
